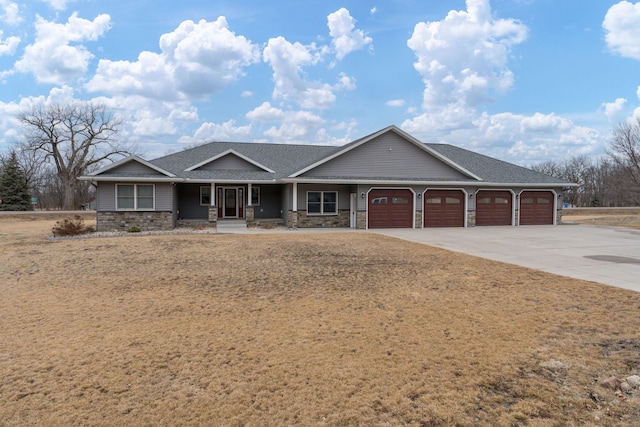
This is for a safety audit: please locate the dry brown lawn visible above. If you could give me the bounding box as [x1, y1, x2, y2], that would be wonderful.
[2, 213, 640, 426]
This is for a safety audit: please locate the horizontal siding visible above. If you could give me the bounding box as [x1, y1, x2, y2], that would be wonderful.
[199, 154, 262, 171]
[107, 160, 165, 175]
[155, 183, 173, 211]
[97, 182, 116, 211]
[303, 133, 469, 179]
[96, 182, 173, 211]
[296, 184, 351, 211]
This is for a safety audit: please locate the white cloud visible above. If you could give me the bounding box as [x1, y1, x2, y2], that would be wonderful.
[386, 99, 405, 107]
[602, 98, 627, 121]
[246, 101, 286, 121]
[263, 36, 337, 109]
[0, 31, 19, 56]
[87, 17, 260, 101]
[0, 0, 21, 25]
[192, 119, 252, 142]
[245, 101, 329, 144]
[603, 1, 640, 60]
[327, 8, 372, 60]
[370, 7, 377, 16]
[40, 0, 74, 11]
[407, 0, 527, 112]
[15, 13, 111, 84]
[241, 90, 253, 97]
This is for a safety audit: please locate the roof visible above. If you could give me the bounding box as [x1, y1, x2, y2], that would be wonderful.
[85, 126, 574, 187]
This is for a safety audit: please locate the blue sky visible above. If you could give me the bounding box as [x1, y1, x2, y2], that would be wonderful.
[1, 0, 640, 165]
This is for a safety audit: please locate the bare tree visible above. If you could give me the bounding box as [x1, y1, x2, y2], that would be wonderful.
[17, 103, 128, 210]
[609, 117, 640, 204]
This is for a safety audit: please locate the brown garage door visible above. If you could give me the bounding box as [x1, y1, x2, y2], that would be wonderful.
[424, 190, 465, 227]
[476, 190, 512, 226]
[520, 191, 554, 225]
[368, 189, 413, 228]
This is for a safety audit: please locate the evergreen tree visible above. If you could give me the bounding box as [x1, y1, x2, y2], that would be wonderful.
[0, 151, 33, 211]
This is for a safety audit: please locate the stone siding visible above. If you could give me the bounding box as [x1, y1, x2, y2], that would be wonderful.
[289, 210, 350, 228]
[208, 206, 217, 223]
[97, 211, 173, 231]
[357, 211, 366, 229]
[415, 210, 423, 228]
[467, 210, 476, 227]
[556, 208, 563, 225]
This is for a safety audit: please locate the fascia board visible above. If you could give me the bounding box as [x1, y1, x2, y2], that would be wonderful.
[184, 149, 275, 173]
[88, 156, 176, 178]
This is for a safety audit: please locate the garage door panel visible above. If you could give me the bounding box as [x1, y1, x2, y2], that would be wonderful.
[424, 190, 465, 227]
[520, 191, 554, 225]
[476, 190, 512, 226]
[368, 189, 413, 228]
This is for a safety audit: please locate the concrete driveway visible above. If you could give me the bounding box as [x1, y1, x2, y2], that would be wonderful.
[374, 224, 640, 292]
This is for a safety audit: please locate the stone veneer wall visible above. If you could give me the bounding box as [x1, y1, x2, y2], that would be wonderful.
[415, 210, 423, 229]
[556, 208, 563, 225]
[208, 206, 217, 224]
[97, 211, 173, 231]
[357, 211, 366, 229]
[467, 210, 476, 227]
[289, 210, 350, 228]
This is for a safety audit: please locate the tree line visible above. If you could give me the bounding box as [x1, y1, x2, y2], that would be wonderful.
[529, 118, 640, 207]
[1, 103, 640, 210]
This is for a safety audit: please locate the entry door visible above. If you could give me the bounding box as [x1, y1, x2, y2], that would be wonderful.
[224, 188, 238, 218]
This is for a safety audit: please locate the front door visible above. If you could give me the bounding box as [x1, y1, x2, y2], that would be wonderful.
[224, 188, 237, 217]
[217, 187, 245, 219]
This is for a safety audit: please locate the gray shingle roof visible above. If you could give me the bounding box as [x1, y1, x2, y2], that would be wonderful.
[427, 144, 572, 185]
[91, 127, 571, 186]
[150, 141, 337, 180]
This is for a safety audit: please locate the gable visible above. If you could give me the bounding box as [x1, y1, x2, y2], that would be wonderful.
[99, 160, 166, 176]
[299, 131, 471, 180]
[195, 153, 263, 172]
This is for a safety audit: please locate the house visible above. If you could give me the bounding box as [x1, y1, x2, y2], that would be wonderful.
[83, 125, 574, 231]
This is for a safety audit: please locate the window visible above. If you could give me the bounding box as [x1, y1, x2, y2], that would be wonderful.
[426, 197, 441, 204]
[392, 197, 409, 204]
[495, 197, 510, 204]
[445, 197, 461, 204]
[307, 191, 338, 215]
[200, 186, 211, 206]
[251, 187, 260, 205]
[371, 197, 388, 204]
[116, 184, 155, 210]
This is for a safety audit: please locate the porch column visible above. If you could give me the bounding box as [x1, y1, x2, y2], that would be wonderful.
[290, 182, 298, 228]
[246, 183, 254, 223]
[247, 183, 252, 206]
[208, 182, 217, 225]
[292, 182, 298, 212]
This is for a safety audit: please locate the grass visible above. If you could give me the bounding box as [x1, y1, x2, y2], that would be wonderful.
[1, 215, 640, 425]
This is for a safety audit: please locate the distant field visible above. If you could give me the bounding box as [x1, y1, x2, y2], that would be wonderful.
[563, 207, 640, 229]
[1, 215, 640, 425]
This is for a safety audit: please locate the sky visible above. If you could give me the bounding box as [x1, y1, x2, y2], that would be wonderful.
[0, 0, 640, 165]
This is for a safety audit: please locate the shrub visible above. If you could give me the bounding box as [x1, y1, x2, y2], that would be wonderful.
[52, 215, 95, 236]
[127, 226, 141, 233]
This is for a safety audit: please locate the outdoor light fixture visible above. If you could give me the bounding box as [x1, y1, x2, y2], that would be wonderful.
[361, 192, 365, 199]
[417, 193, 422, 198]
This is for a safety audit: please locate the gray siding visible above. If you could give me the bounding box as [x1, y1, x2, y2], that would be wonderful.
[253, 184, 282, 218]
[97, 182, 116, 211]
[295, 184, 351, 211]
[302, 133, 469, 179]
[177, 183, 208, 219]
[198, 154, 262, 171]
[96, 182, 173, 212]
[106, 161, 165, 175]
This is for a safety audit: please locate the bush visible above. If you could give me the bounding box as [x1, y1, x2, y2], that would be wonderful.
[127, 226, 141, 233]
[52, 215, 95, 236]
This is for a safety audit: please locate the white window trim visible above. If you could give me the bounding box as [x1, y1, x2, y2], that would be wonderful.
[200, 186, 211, 206]
[116, 183, 155, 211]
[251, 186, 261, 206]
[306, 191, 338, 216]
